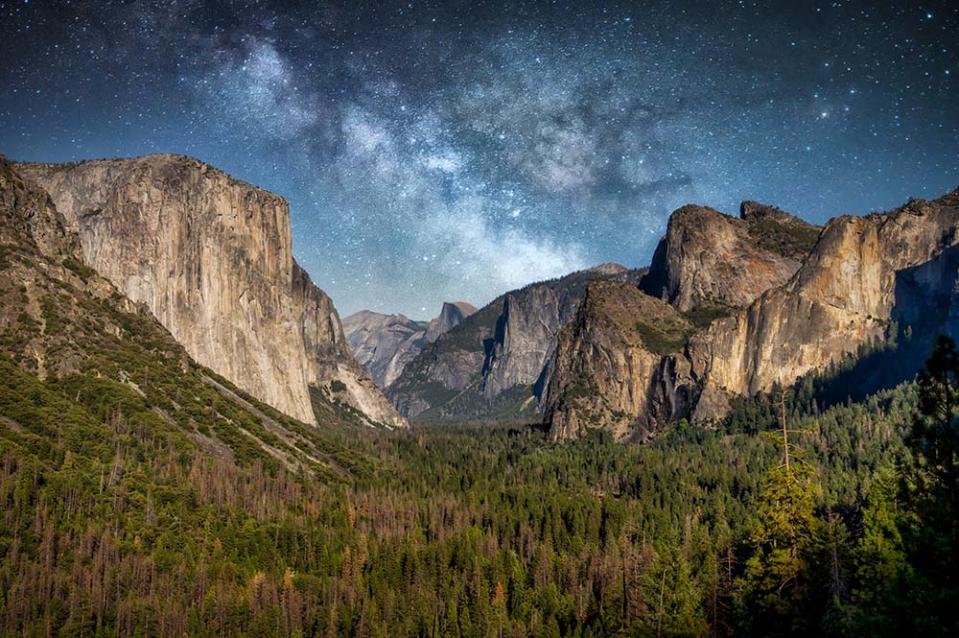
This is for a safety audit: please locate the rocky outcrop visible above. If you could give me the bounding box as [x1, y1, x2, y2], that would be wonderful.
[0, 156, 135, 382]
[481, 283, 581, 399]
[290, 263, 405, 426]
[545, 190, 959, 440]
[1, 157, 374, 478]
[388, 263, 639, 420]
[542, 280, 695, 441]
[343, 301, 474, 388]
[343, 311, 429, 388]
[0, 155, 75, 258]
[16, 154, 405, 428]
[691, 193, 959, 420]
[425, 301, 477, 343]
[640, 203, 820, 312]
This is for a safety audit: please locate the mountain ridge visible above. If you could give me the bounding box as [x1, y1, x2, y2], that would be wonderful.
[544, 187, 959, 440]
[386, 262, 641, 420]
[343, 300, 477, 388]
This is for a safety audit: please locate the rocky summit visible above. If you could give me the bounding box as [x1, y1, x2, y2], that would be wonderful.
[15, 155, 405, 429]
[639, 202, 820, 312]
[343, 311, 429, 388]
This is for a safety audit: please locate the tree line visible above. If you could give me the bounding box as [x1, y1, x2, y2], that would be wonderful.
[1, 332, 958, 636]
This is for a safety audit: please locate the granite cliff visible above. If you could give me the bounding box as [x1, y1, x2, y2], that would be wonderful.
[545, 192, 959, 440]
[388, 263, 640, 420]
[425, 301, 477, 343]
[691, 192, 959, 420]
[541, 279, 696, 441]
[15, 154, 405, 428]
[343, 301, 476, 388]
[1, 154, 373, 479]
[639, 202, 820, 312]
[343, 311, 428, 388]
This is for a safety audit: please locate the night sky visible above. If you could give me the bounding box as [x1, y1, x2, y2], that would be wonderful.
[2, 1, 957, 318]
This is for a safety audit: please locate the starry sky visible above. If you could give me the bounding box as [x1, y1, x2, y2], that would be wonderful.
[2, 1, 957, 318]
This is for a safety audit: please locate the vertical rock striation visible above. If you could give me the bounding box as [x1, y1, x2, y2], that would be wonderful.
[387, 263, 640, 420]
[343, 311, 429, 388]
[542, 280, 695, 441]
[690, 193, 959, 420]
[0, 155, 75, 259]
[16, 154, 405, 428]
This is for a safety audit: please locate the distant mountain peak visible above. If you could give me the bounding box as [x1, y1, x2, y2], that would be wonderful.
[442, 300, 479, 315]
[426, 301, 477, 342]
[343, 300, 475, 388]
[386, 264, 643, 421]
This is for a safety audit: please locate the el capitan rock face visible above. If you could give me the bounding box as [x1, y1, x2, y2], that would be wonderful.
[1, 155, 373, 477]
[16, 154, 405, 428]
[544, 191, 959, 440]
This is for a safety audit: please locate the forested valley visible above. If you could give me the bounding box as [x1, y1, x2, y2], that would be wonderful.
[2, 327, 958, 637]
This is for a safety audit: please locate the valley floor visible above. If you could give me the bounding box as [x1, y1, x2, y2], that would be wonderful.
[3, 339, 958, 637]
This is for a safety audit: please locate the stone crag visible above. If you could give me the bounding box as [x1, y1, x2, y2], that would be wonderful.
[544, 192, 959, 440]
[16, 154, 405, 428]
[387, 263, 641, 421]
[343, 301, 476, 389]
[639, 202, 820, 312]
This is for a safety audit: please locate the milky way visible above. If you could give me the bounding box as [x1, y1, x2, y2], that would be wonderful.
[2, 1, 957, 317]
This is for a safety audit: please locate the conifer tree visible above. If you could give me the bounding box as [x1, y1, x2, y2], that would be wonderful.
[737, 385, 820, 636]
[903, 335, 959, 635]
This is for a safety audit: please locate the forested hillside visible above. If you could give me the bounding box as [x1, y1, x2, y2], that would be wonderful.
[3, 331, 958, 636]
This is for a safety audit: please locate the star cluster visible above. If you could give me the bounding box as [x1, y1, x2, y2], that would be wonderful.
[1, 0, 956, 317]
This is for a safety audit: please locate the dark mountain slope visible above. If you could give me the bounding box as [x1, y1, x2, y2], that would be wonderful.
[387, 263, 641, 421]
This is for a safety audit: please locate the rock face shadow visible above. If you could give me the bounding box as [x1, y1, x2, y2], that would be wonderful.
[811, 243, 959, 409]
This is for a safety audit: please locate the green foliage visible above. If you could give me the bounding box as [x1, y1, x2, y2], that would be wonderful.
[416, 383, 537, 422]
[2, 235, 957, 636]
[62, 256, 97, 281]
[738, 464, 820, 636]
[635, 314, 692, 355]
[411, 380, 461, 407]
[0, 347, 942, 637]
[900, 335, 959, 636]
[684, 302, 733, 330]
[746, 216, 822, 261]
[848, 468, 911, 635]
